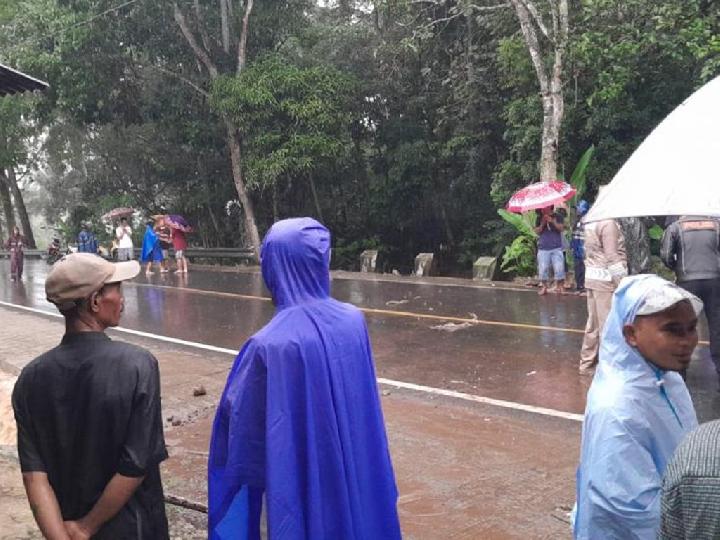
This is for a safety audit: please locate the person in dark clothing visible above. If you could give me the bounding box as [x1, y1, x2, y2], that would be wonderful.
[12, 253, 169, 539]
[661, 216, 720, 382]
[571, 200, 589, 293]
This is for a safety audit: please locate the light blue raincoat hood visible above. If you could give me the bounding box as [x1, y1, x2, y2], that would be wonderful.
[573, 275, 698, 539]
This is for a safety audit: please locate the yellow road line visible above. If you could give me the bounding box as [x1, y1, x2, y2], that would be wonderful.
[130, 283, 585, 335]
[128, 282, 711, 345]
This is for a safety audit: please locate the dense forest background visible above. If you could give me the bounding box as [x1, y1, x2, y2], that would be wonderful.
[0, 0, 718, 274]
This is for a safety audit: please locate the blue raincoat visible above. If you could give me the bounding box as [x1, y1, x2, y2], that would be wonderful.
[140, 225, 162, 263]
[208, 218, 401, 540]
[574, 275, 698, 539]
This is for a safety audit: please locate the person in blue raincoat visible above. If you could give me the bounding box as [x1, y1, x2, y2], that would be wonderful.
[140, 221, 163, 275]
[208, 217, 401, 540]
[574, 275, 701, 539]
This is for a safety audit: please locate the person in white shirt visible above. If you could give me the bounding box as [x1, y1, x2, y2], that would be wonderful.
[115, 218, 134, 261]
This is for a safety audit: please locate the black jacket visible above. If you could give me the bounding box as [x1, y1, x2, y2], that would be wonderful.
[661, 217, 720, 282]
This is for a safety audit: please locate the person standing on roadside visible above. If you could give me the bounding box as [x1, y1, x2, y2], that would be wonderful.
[115, 217, 134, 261]
[5, 225, 25, 281]
[12, 253, 169, 539]
[661, 216, 720, 383]
[534, 206, 566, 296]
[77, 223, 98, 254]
[571, 200, 590, 294]
[171, 227, 188, 274]
[579, 212, 627, 374]
[157, 219, 172, 273]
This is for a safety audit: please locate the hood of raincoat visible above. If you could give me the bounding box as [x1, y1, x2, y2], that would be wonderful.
[208, 217, 401, 540]
[260, 217, 331, 308]
[573, 275, 698, 540]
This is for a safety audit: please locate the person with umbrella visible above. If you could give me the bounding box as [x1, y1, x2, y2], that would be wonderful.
[507, 181, 576, 296]
[115, 217, 134, 261]
[534, 206, 567, 295]
[166, 215, 191, 274]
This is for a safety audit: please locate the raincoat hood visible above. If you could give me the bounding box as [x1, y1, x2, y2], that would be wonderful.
[573, 275, 699, 539]
[260, 217, 331, 308]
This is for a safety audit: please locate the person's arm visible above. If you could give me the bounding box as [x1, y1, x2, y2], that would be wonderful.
[602, 220, 628, 284]
[534, 214, 547, 235]
[63, 474, 144, 538]
[660, 224, 678, 270]
[551, 213, 565, 233]
[21, 473, 70, 540]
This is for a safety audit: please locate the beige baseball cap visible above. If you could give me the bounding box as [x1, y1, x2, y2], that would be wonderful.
[46, 253, 140, 310]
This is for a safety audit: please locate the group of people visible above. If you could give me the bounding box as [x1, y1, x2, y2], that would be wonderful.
[10, 212, 720, 539]
[12, 218, 400, 539]
[138, 218, 188, 275]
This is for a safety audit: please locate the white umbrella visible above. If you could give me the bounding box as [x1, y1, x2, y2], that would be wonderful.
[585, 75, 720, 222]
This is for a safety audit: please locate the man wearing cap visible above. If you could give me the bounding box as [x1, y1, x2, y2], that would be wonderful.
[12, 253, 169, 539]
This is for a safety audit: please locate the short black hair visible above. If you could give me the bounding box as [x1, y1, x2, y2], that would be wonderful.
[120, 217, 128, 223]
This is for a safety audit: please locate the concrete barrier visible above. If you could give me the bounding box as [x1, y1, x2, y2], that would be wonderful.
[359, 250, 379, 273]
[414, 253, 435, 277]
[473, 256, 498, 281]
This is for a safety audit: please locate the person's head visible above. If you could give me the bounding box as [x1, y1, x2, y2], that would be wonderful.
[45, 253, 140, 330]
[80, 222, 88, 231]
[120, 217, 128, 225]
[623, 300, 699, 372]
[541, 206, 553, 215]
[12, 225, 20, 236]
[260, 217, 331, 308]
[576, 200, 590, 216]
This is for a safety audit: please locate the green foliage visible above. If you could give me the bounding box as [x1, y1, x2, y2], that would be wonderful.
[648, 224, 664, 241]
[500, 235, 537, 276]
[569, 146, 595, 203]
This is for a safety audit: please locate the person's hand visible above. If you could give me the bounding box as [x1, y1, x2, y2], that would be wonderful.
[64, 520, 93, 540]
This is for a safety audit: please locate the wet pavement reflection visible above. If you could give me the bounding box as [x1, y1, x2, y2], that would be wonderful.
[2, 260, 719, 421]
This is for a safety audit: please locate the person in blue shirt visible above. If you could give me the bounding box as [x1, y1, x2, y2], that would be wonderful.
[573, 275, 701, 539]
[571, 200, 589, 293]
[208, 217, 401, 540]
[77, 223, 98, 254]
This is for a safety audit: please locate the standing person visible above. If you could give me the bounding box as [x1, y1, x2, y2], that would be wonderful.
[661, 216, 720, 384]
[208, 218, 401, 539]
[12, 253, 169, 539]
[140, 221, 163, 276]
[77, 223, 99, 254]
[660, 420, 720, 539]
[579, 216, 627, 374]
[156, 219, 172, 273]
[171, 227, 188, 274]
[115, 217, 134, 261]
[5, 225, 25, 281]
[534, 206, 566, 295]
[573, 275, 701, 539]
[618, 217, 652, 275]
[571, 200, 590, 294]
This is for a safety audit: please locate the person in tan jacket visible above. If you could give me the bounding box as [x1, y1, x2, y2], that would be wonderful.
[579, 218, 628, 373]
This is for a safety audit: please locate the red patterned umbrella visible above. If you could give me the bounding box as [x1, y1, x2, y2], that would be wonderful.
[506, 181, 576, 213]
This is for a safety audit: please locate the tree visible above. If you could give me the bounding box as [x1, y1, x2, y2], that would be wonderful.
[171, 0, 262, 256]
[506, 0, 568, 182]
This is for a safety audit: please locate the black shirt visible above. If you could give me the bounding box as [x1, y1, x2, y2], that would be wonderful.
[12, 332, 169, 539]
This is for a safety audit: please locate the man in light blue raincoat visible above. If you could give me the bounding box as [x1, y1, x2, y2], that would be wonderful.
[574, 275, 701, 539]
[208, 218, 401, 540]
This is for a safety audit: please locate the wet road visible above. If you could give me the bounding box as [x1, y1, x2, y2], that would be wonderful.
[2, 260, 720, 421]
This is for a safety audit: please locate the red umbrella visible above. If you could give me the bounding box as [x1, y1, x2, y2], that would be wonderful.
[506, 181, 576, 213]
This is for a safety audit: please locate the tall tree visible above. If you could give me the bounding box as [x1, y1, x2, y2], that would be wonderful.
[172, 0, 262, 256]
[506, 0, 568, 181]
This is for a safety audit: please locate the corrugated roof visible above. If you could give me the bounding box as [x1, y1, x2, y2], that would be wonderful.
[0, 63, 49, 96]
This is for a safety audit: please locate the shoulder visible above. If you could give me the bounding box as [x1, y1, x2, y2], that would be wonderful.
[103, 340, 159, 375]
[666, 420, 720, 480]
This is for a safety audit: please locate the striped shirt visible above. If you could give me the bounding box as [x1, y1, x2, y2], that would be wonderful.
[661, 420, 720, 539]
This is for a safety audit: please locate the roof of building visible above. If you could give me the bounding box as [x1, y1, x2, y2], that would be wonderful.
[0, 63, 49, 96]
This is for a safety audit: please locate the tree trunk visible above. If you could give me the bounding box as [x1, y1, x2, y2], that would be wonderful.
[6, 168, 35, 248]
[307, 175, 324, 223]
[225, 122, 261, 258]
[0, 170, 15, 236]
[539, 96, 558, 181]
[220, 0, 230, 53]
